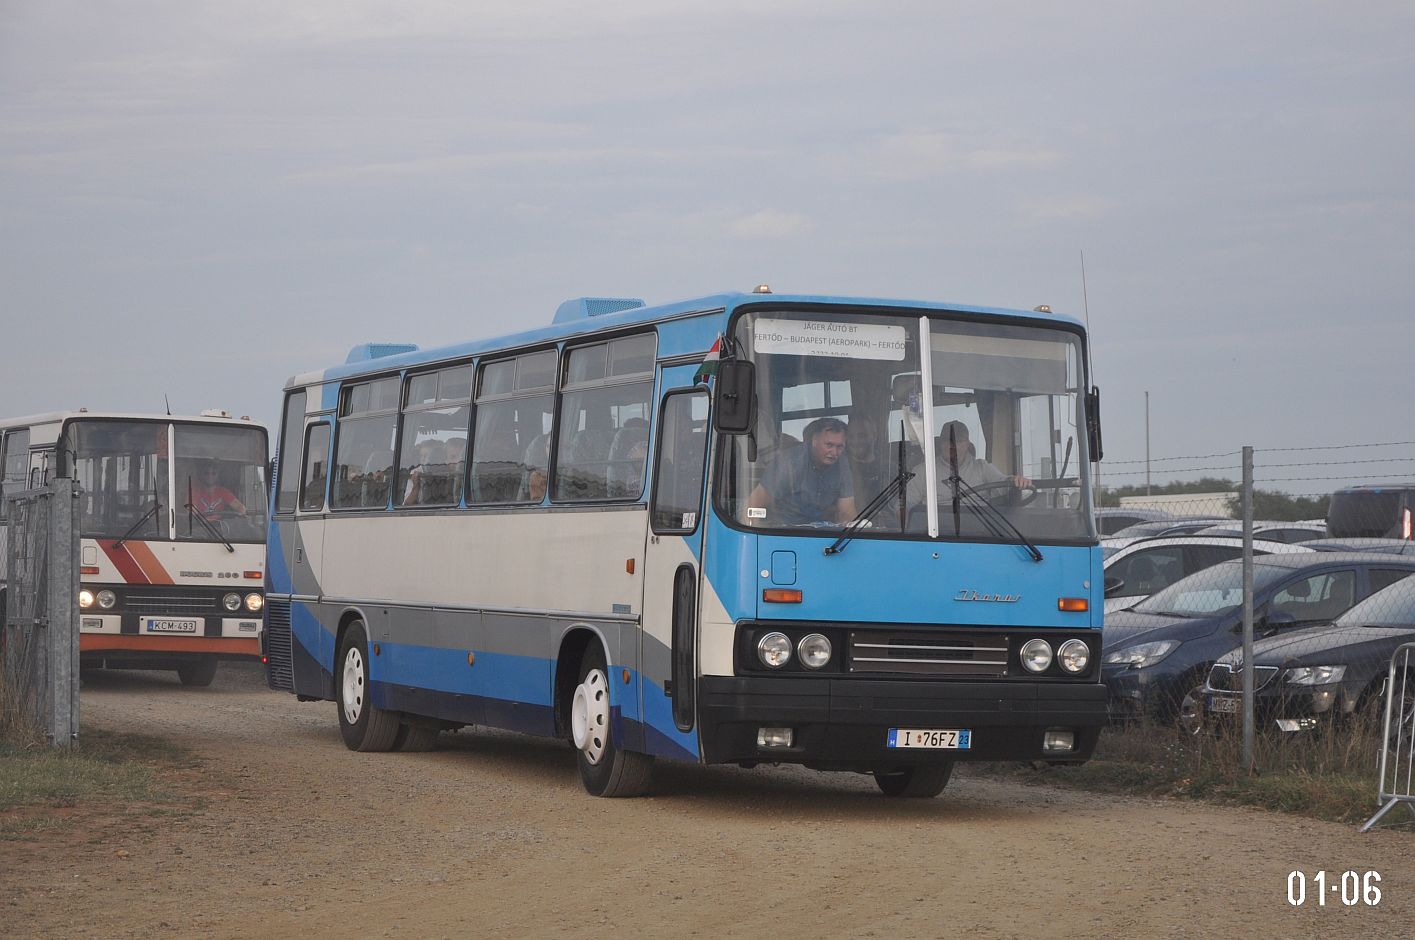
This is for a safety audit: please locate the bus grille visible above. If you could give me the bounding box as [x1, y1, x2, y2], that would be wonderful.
[848, 630, 1009, 677]
[1206, 663, 1279, 693]
[265, 599, 294, 692]
[125, 593, 218, 614]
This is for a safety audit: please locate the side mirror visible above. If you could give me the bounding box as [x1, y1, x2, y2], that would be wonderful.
[1086, 385, 1103, 462]
[714, 360, 755, 434]
[1103, 576, 1124, 597]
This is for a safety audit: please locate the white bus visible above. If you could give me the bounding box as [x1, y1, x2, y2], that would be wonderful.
[0, 410, 268, 685]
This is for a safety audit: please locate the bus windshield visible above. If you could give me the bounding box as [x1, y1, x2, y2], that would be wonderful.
[67, 420, 268, 543]
[717, 309, 1093, 542]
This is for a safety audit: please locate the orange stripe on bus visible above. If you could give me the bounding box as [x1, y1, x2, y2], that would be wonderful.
[80, 635, 260, 656]
[98, 540, 149, 584]
[124, 540, 175, 585]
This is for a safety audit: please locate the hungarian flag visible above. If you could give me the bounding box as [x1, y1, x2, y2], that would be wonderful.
[693, 335, 723, 384]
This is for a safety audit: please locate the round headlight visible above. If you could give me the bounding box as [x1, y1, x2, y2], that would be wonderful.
[1057, 639, 1090, 674]
[97, 589, 117, 610]
[797, 633, 832, 669]
[244, 593, 264, 612]
[1020, 638, 1053, 673]
[757, 632, 792, 669]
[79, 589, 95, 609]
[222, 593, 242, 612]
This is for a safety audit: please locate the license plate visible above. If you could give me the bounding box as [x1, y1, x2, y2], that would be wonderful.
[1209, 695, 1239, 714]
[145, 617, 200, 634]
[888, 728, 972, 749]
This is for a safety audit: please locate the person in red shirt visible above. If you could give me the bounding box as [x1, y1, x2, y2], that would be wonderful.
[189, 462, 247, 519]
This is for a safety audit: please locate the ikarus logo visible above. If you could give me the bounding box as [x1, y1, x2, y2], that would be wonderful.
[953, 590, 1021, 603]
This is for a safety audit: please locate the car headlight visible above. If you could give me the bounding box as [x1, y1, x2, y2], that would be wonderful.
[244, 593, 264, 612]
[1102, 640, 1179, 669]
[1283, 665, 1346, 686]
[79, 589, 95, 609]
[222, 593, 242, 612]
[797, 633, 831, 669]
[1057, 638, 1090, 674]
[1020, 638, 1053, 673]
[97, 589, 117, 610]
[757, 632, 792, 668]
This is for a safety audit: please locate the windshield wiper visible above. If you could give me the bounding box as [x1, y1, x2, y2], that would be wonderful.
[824, 465, 916, 556]
[946, 474, 1044, 563]
[113, 501, 161, 549]
[185, 478, 235, 553]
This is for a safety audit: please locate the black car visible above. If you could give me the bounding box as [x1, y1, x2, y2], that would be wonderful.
[1327, 484, 1415, 540]
[1205, 573, 1415, 733]
[1101, 553, 1415, 724]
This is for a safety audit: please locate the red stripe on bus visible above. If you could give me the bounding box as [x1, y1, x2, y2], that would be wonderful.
[125, 540, 175, 585]
[80, 635, 260, 656]
[97, 540, 150, 584]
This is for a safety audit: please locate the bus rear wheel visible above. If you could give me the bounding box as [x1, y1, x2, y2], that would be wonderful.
[873, 763, 953, 798]
[177, 660, 219, 687]
[571, 645, 653, 797]
[337, 621, 401, 752]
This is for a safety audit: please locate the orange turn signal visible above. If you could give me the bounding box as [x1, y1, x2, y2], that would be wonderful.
[243, 570, 262, 580]
[763, 589, 803, 604]
[1058, 597, 1089, 612]
[81, 566, 100, 575]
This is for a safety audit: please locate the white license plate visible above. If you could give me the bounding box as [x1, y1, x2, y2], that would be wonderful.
[144, 617, 200, 634]
[887, 728, 972, 749]
[1209, 695, 1240, 714]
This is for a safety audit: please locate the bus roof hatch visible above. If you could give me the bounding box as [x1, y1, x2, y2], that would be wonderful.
[345, 343, 420, 364]
[553, 297, 645, 324]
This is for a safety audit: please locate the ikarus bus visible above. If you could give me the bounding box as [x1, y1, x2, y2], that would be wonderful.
[264, 289, 1107, 797]
[0, 410, 268, 686]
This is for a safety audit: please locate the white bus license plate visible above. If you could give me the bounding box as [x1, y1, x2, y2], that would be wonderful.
[888, 728, 971, 749]
[145, 618, 200, 634]
[1209, 695, 1240, 715]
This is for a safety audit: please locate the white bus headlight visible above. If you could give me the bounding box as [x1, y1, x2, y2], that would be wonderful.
[797, 633, 831, 669]
[97, 590, 117, 610]
[79, 589, 95, 609]
[1020, 638, 1053, 673]
[222, 593, 242, 612]
[1057, 639, 1090, 674]
[757, 632, 792, 668]
[244, 593, 264, 612]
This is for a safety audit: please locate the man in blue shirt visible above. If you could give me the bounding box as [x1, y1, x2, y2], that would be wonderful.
[747, 417, 858, 526]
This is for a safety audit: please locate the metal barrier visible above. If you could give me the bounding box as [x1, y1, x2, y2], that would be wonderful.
[1, 479, 80, 747]
[1360, 641, 1415, 832]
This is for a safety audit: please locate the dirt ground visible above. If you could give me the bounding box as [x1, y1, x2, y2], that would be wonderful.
[3, 663, 1412, 939]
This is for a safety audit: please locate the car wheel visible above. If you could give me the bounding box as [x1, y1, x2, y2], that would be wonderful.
[873, 764, 953, 798]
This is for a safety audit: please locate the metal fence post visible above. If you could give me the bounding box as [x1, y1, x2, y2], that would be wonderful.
[1241, 445, 1254, 772]
[47, 478, 80, 747]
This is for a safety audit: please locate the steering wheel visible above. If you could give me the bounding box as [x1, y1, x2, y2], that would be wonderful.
[967, 478, 1040, 507]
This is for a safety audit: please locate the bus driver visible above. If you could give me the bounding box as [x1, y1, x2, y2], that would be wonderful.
[189, 462, 248, 519]
[747, 417, 858, 526]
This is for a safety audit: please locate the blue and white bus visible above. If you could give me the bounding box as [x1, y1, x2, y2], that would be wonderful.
[264, 288, 1107, 797]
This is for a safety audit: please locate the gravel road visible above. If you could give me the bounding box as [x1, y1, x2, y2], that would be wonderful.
[4, 662, 1412, 939]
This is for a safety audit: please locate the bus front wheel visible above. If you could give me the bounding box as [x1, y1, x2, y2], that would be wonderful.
[571, 645, 653, 797]
[873, 763, 953, 798]
[337, 621, 401, 752]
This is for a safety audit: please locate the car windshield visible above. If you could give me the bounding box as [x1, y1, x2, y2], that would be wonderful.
[1134, 561, 1290, 617]
[1335, 573, 1415, 627]
[716, 308, 1093, 541]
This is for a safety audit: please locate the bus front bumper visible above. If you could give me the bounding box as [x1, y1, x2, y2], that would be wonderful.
[697, 676, 1107, 768]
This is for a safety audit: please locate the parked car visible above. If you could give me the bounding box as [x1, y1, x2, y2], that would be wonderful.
[1103, 536, 1314, 614]
[1327, 485, 1415, 540]
[1101, 553, 1415, 724]
[1204, 572, 1415, 734]
[1194, 521, 1329, 543]
[1110, 518, 1232, 540]
[1304, 538, 1415, 555]
[1096, 507, 1173, 536]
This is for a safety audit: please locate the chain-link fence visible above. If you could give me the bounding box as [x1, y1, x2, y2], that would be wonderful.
[1, 479, 80, 748]
[1097, 441, 1415, 828]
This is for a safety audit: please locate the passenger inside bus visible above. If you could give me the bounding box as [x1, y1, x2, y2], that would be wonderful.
[746, 417, 858, 526]
[522, 434, 551, 502]
[403, 439, 446, 505]
[906, 422, 1031, 506]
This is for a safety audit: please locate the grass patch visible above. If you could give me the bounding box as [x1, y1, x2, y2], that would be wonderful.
[962, 715, 1392, 825]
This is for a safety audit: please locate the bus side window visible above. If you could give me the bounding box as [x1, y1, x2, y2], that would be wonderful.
[275, 391, 307, 513]
[651, 391, 710, 534]
[300, 424, 332, 513]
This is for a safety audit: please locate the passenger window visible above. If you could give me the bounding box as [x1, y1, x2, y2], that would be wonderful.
[275, 391, 307, 513]
[554, 336, 656, 501]
[396, 366, 471, 507]
[651, 391, 710, 533]
[1370, 569, 1415, 595]
[1110, 546, 1185, 596]
[300, 424, 332, 512]
[1270, 570, 1356, 623]
[333, 378, 399, 510]
[470, 351, 556, 504]
[1, 428, 30, 499]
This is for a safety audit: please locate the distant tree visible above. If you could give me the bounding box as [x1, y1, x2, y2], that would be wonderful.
[1096, 477, 1329, 521]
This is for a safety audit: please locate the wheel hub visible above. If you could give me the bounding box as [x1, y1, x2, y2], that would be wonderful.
[342, 646, 365, 725]
[571, 668, 610, 765]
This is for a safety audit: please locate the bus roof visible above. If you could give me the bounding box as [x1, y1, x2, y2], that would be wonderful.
[289, 290, 1086, 390]
[0, 411, 266, 433]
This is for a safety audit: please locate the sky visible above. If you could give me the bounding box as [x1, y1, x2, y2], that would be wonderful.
[2, 1, 1412, 498]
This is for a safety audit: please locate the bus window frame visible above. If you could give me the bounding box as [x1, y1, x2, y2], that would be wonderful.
[467, 346, 560, 508]
[330, 374, 402, 512]
[274, 389, 308, 515]
[649, 387, 712, 536]
[299, 420, 333, 514]
[393, 361, 474, 510]
[551, 331, 657, 505]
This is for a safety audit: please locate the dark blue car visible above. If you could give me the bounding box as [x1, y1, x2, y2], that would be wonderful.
[1101, 553, 1415, 724]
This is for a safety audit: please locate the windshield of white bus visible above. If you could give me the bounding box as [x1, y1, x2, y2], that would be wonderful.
[66, 421, 267, 543]
[716, 309, 1093, 542]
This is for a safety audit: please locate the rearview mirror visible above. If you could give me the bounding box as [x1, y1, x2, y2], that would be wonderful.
[1086, 386, 1103, 462]
[714, 360, 755, 434]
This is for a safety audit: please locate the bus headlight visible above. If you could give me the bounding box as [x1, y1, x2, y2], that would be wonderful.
[1057, 639, 1090, 674]
[797, 633, 831, 669]
[97, 590, 117, 610]
[222, 593, 242, 612]
[757, 632, 792, 669]
[79, 589, 95, 609]
[244, 593, 264, 612]
[1021, 638, 1053, 673]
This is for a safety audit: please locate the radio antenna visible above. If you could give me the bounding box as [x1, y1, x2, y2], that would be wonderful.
[164, 394, 172, 416]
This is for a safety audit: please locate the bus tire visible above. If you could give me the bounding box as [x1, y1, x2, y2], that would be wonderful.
[873, 763, 953, 798]
[337, 621, 401, 752]
[571, 644, 653, 797]
[394, 723, 440, 752]
[177, 660, 219, 687]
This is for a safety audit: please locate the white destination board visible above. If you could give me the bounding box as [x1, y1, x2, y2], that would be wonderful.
[753, 318, 907, 360]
